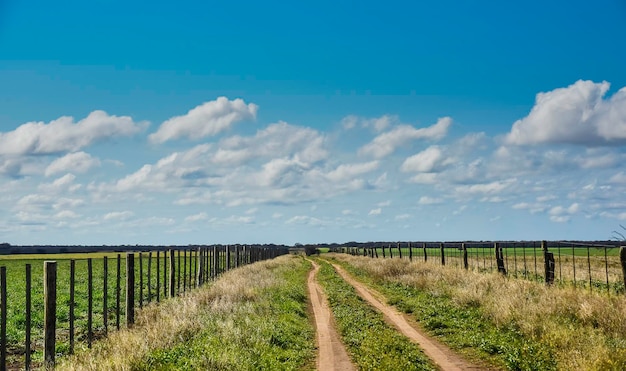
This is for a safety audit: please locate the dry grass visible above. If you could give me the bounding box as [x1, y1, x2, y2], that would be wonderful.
[58, 255, 307, 370]
[332, 254, 626, 370]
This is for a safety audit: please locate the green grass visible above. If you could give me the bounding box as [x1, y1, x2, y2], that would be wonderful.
[314, 259, 436, 371]
[128, 256, 316, 370]
[327, 256, 557, 371]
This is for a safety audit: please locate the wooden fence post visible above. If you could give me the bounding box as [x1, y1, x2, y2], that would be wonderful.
[103, 257, 108, 334]
[227, 245, 231, 271]
[542, 241, 555, 285]
[177, 249, 181, 294]
[462, 243, 468, 269]
[126, 253, 135, 327]
[43, 261, 57, 369]
[116, 254, 121, 330]
[163, 250, 168, 299]
[408, 242, 413, 261]
[169, 250, 175, 298]
[139, 252, 143, 307]
[619, 246, 626, 294]
[87, 258, 93, 347]
[212, 246, 218, 279]
[440, 243, 445, 266]
[69, 260, 75, 354]
[495, 242, 507, 275]
[25, 264, 31, 371]
[423, 243, 427, 262]
[197, 247, 204, 287]
[398, 243, 402, 259]
[156, 251, 160, 302]
[1, 266, 6, 371]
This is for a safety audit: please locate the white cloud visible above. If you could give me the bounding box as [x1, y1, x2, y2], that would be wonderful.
[285, 215, 327, 226]
[38, 173, 81, 193]
[512, 202, 547, 214]
[45, 152, 100, 176]
[325, 161, 379, 182]
[217, 121, 327, 166]
[408, 173, 438, 184]
[377, 200, 391, 207]
[550, 215, 570, 223]
[103, 211, 134, 221]
[505, 80, 626, 145]
[341, 114, 397, 132]
[0, 111, 146, 155]
[54, 210, 80, 219]
[401, 146, 444, 173]
[549, 203, 579, 216]
[184, 212, 208, 222]
[609, 172, 626, 184]
[149, 97, 258, 143]
[454, 179, 515, 196]
[359, 117, 452, 158]
[395, 213, 411, 220]
[418, 196, 443, 205]
[368, 208, 382, 216]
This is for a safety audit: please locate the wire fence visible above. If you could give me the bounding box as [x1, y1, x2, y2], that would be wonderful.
[0, 245, 287, 370]
[334, 241, 626, 295]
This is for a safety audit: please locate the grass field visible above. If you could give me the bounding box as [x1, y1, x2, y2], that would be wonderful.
[59, 254, 316, 370]
[329, 253, 626, 370]
[353, 245, 625, 294]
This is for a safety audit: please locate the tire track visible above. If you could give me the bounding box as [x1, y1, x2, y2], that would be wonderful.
[307, 260, 355, 371]
[329, 261, 487, 371]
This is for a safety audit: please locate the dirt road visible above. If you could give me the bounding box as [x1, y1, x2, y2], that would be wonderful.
[331, 263, 485, 371]
[307, 260, 355, 371]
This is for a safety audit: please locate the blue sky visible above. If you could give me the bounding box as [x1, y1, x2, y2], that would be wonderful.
[1, 0, 626, 245]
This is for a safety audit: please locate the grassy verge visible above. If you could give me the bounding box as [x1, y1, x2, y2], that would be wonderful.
[329, 254, 626, 370]
[59, 255, 316, 370]
[314, 259, 436, 371]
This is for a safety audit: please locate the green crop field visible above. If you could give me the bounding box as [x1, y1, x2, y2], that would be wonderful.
[0, 251, 201, 367]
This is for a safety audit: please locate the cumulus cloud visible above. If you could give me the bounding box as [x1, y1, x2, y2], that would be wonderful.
[286, 215, 328, 226]
[0, 110, 146, 155]
[359, 117, 452, 158]
[454, 179, 515, 196]
[216, 121, 327, 166]
[505, 80, 626, 145]
[325, 161, 379, 182]
[103, 211, 134, 221]
[38, 174, 81, 193]
[401, 146, 444, 173]
[408, 173, 438, 184]
[418, 196, 443, 205]
[149, 97, 258, 143]
[368, 208, 382, 216]
[45, 152, 101, 176]
[185, 212, 208, 222]
[342, 114, 397, 132]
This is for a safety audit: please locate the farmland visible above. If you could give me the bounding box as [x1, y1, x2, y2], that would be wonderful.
[0, 245, 282, 369]
[1, 242, 625, 370]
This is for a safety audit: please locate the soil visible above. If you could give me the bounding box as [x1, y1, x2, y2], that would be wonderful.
[307, 260, 355, 371]
[331, 263, 488, 371]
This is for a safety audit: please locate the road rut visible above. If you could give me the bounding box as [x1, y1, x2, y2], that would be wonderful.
[331, 262, 486, 371]
[307, 260, 355, 371]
